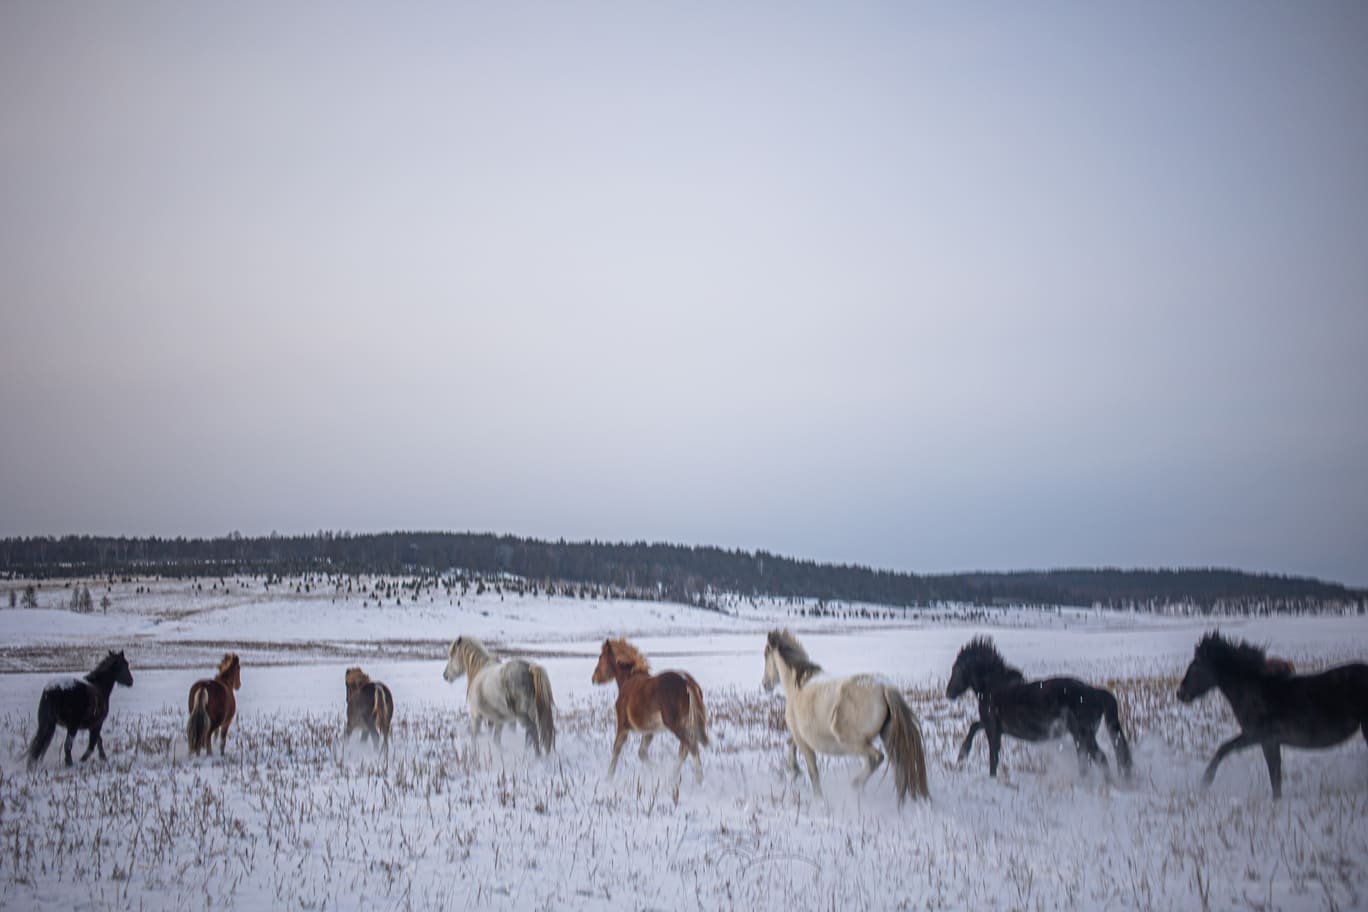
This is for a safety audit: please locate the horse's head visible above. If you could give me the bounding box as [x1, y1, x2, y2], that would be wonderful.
[1177, 652, 1214, 703]
[220, 653, 242, 691]
[945, 637, 1018, 698]
[1177, 634, 1222, 703]
[345, 666, 369, 697]
[591, 640, 615, 684]
[761, 633, 781, 691]
[112, 651, 133, 687]
[944, 654, 970, 700]
[444, 637, 467, 683]
[762, 630, 820, 690]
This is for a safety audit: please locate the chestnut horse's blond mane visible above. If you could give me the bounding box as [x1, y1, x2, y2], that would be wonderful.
[217, 653, 239, 675]
[608, 638, 650, 674]
[345, 667, 371, 690]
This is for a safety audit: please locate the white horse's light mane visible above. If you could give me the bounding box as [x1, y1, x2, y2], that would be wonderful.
[768, 629, 822, 685]
[452, 636, 497, 676]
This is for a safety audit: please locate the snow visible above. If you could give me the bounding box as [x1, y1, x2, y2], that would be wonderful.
[2, 578, 1366, 910]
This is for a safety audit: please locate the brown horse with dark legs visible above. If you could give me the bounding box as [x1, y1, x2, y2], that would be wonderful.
[591, 638, 709, 784]
[186, 653, 241, 756]
[344, 667, 394, 753]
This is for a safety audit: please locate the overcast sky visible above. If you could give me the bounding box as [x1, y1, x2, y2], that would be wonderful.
[2, 4, 1365, 585]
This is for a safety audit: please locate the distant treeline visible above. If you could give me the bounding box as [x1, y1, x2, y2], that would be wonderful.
[0, 532, 1361, 614]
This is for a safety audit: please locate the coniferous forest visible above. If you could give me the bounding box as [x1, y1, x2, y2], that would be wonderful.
[1, 532, 1360, 614]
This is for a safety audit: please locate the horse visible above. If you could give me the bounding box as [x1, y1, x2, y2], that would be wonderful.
[591, 638, 709, 783]
[186, 652, 242, 756]
[762, 629, 930, 804]
[1177, 631, 1368, 798]
[344, 667, 394, 752]
[946, 637, 1133, 781]
[443, 636, 556, 754]
[27, 651, 134, 770]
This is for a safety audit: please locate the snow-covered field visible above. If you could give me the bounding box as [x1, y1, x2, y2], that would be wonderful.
[2, 577, 1366, 910]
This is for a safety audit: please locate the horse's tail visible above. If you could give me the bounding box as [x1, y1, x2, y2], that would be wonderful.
[530, 664, 556, 753]
[26, 688, 58, 770]
[373, 685, 393, 745]
[1103, 690, 1133, 778]
[186, 685, 212, 755]
[881, 685, 931, 804]
[684, 674, 710, 749]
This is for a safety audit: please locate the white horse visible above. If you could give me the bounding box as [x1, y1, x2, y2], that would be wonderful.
[443, 636, 556, 754]
[762, 629, 930, 804]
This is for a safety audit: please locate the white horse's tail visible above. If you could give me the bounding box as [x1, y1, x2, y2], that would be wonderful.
[530, 664, 556, 753]
[881, 685, 930, 804]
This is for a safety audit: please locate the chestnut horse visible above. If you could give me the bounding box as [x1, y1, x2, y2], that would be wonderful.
[591, 638, 709, 783]
[344, 667, 394, 752]
[186, 652, 241, 756]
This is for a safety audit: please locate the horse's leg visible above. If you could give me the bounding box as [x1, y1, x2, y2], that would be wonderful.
[80, 728, 100, 761]
[672, 738, 689, 783]
[521, 713, 541, 756]
[606, 728, 629, 777]
[1202, 731, 1259, 788]
[219, 719, 231, 756]
[795, 737, 822, 797]
[956, 722, 982, 766]
[690, 740, 704, 784]
[987, 723, 1003, 778]
[1069, 716, 1110, 781]
[1261, 742, 1283, 800]
[63, 727, 77, 766]
[638, 733, 655, 761]
[852, 739, 885, 789]
[470, 715, 482, 739]
[785, 738, 800, 777]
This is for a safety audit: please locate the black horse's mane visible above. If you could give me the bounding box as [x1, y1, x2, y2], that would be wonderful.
[955, 636, 1026, 685]
[87, 651, 125, 682]
[1195, 631, 1269, 680]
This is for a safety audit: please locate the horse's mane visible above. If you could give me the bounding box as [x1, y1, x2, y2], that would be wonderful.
[1195, 631, 1270, 680]
[954, 636, 1025, 684]
[345, 667, 372, 689]
[453, 636, 496, 674]
[88, 651, 125, 681]
[767, 629, 823, 686]
[607, 638, 650, 674]
[217, 653, 239, 675]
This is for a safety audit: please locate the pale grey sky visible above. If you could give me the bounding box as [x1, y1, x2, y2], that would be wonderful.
[2, 4, 1366, 585]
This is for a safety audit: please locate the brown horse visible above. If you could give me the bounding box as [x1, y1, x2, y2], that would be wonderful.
[186, 653, 241, 756]
[591, 638, 709, 783]
[344, 667, 394, 752]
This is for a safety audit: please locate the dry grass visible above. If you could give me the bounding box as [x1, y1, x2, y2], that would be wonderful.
[3, 677, 1367, 911]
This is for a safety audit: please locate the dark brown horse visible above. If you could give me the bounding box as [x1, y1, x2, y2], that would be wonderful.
[27, 651, 134, 769]
[591, 638, 709, 783]
[344, 667, 394, 752]
[186, 653, 242, 756]
[947, 637, 1133, 780]
[1178, 632, 1368, 798]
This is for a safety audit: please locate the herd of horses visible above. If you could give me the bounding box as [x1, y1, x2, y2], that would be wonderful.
[23, 630, 1368, 804]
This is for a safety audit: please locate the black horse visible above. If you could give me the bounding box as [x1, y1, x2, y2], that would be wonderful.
[946, 637, 1133, 779]
[1177, 631, 1368, 798]
[27, 651, 134, 770]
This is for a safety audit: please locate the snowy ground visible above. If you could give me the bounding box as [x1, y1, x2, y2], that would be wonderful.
[1, 577, 1366, 910]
